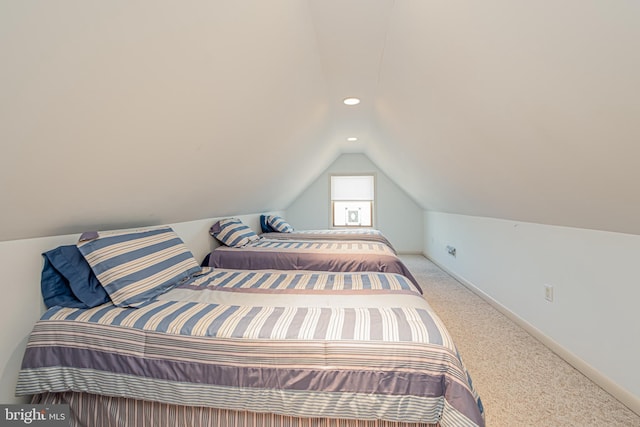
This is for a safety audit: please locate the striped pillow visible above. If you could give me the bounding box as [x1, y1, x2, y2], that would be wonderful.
[267, 215, 294, 233]
[210, 218, 260, 247]
[77, 226, 202, 307]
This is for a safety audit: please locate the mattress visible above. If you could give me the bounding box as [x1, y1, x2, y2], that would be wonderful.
[17, 267, 484, 426]
[205, 238, 420, 292]
[260, 229, 396, 253]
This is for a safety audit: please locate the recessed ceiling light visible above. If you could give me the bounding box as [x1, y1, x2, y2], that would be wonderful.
[347, 137, 359, 142]
[343, 97, 361, 106]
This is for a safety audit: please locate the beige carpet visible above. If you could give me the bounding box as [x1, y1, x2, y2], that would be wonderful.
[400, 255, 640, 427]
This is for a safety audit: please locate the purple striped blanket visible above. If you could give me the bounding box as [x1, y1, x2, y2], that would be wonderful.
[17, 268, 484, 427]
[260, 229, 396, 253]
[205, 239, 420, 292]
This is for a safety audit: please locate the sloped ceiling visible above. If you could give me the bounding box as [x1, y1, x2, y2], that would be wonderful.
[2, 1, 640, 241]
[369, 1, 640, 235]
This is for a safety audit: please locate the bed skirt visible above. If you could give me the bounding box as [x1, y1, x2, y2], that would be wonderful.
[32, 392, 439, 427]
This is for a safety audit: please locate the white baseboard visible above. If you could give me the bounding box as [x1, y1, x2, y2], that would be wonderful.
[424, 253, 640, 417]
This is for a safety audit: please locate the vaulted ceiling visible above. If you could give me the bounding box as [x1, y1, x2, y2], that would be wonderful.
[2, 1, 639, 241]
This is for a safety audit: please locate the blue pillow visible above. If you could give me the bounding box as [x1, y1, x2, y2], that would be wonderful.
[210, 218, 260, 247]
[41, 245, 110, 309]
[260, 215, 275, 233]
[266, 215, 294, 233]
[77, 226, 202, 307]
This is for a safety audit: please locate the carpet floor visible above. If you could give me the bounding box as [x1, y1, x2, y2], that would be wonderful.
[400, 255, 640, 427]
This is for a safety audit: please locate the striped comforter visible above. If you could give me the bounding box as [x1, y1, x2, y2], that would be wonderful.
[17, 268, 484, 427]
[260, 229, 396, 253]
[206, 238, 419, 292]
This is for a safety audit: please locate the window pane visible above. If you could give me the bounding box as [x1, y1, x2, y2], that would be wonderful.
[331, 176, 374, 201]
[333, 201, 372, 227]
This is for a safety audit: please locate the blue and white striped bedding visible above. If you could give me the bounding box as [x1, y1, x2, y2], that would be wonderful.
[210, 218, 261, 248]
[261, 228, 396, 252]
[206, 238, 419, 291]
[17, 268, 484, 427]
[265, 215, 294, 233]
[77, 226, 202, 307]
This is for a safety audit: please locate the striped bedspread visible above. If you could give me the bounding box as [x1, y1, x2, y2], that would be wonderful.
[260, 229, 396, 253]
[206, 238, 420, 292]
[17, 268, 484, 427]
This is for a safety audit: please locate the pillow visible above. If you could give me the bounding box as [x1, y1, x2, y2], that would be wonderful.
[260, 214, 275, 233]
[41, 245, 110, 309]
[266, 215, 294, 233]
[210, 218, 260, 247]
[77, 226, 202, 307]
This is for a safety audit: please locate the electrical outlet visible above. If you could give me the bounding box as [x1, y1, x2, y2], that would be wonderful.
[544, 284, 554, 302]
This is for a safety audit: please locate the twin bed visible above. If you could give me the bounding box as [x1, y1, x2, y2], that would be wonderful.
[259, 215, 396, 250]
[203, 238, 419, 290]
[205, 216, 418, 288]
[16, 218, 484, 427]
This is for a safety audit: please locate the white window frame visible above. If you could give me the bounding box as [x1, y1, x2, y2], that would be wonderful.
[330, 174, 375, 228]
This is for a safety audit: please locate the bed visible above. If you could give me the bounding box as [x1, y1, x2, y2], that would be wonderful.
[203, 237, 420, 291]
[207, 217, 419, 290]
[260, 215, 396, 253]
[18, 266, 484, 427]
[259, 214, 397, 252]
[260, 230, 396, 252]
[16, 226, 484, 427]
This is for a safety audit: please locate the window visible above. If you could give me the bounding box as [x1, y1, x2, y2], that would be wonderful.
[330, 175, 374, 227]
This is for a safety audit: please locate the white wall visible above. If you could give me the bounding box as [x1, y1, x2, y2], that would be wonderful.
[0, 2, 331, 242]
[286, 153, 424, 253]
[0, 212, 275, 404]
[423, 211, 640, 415]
